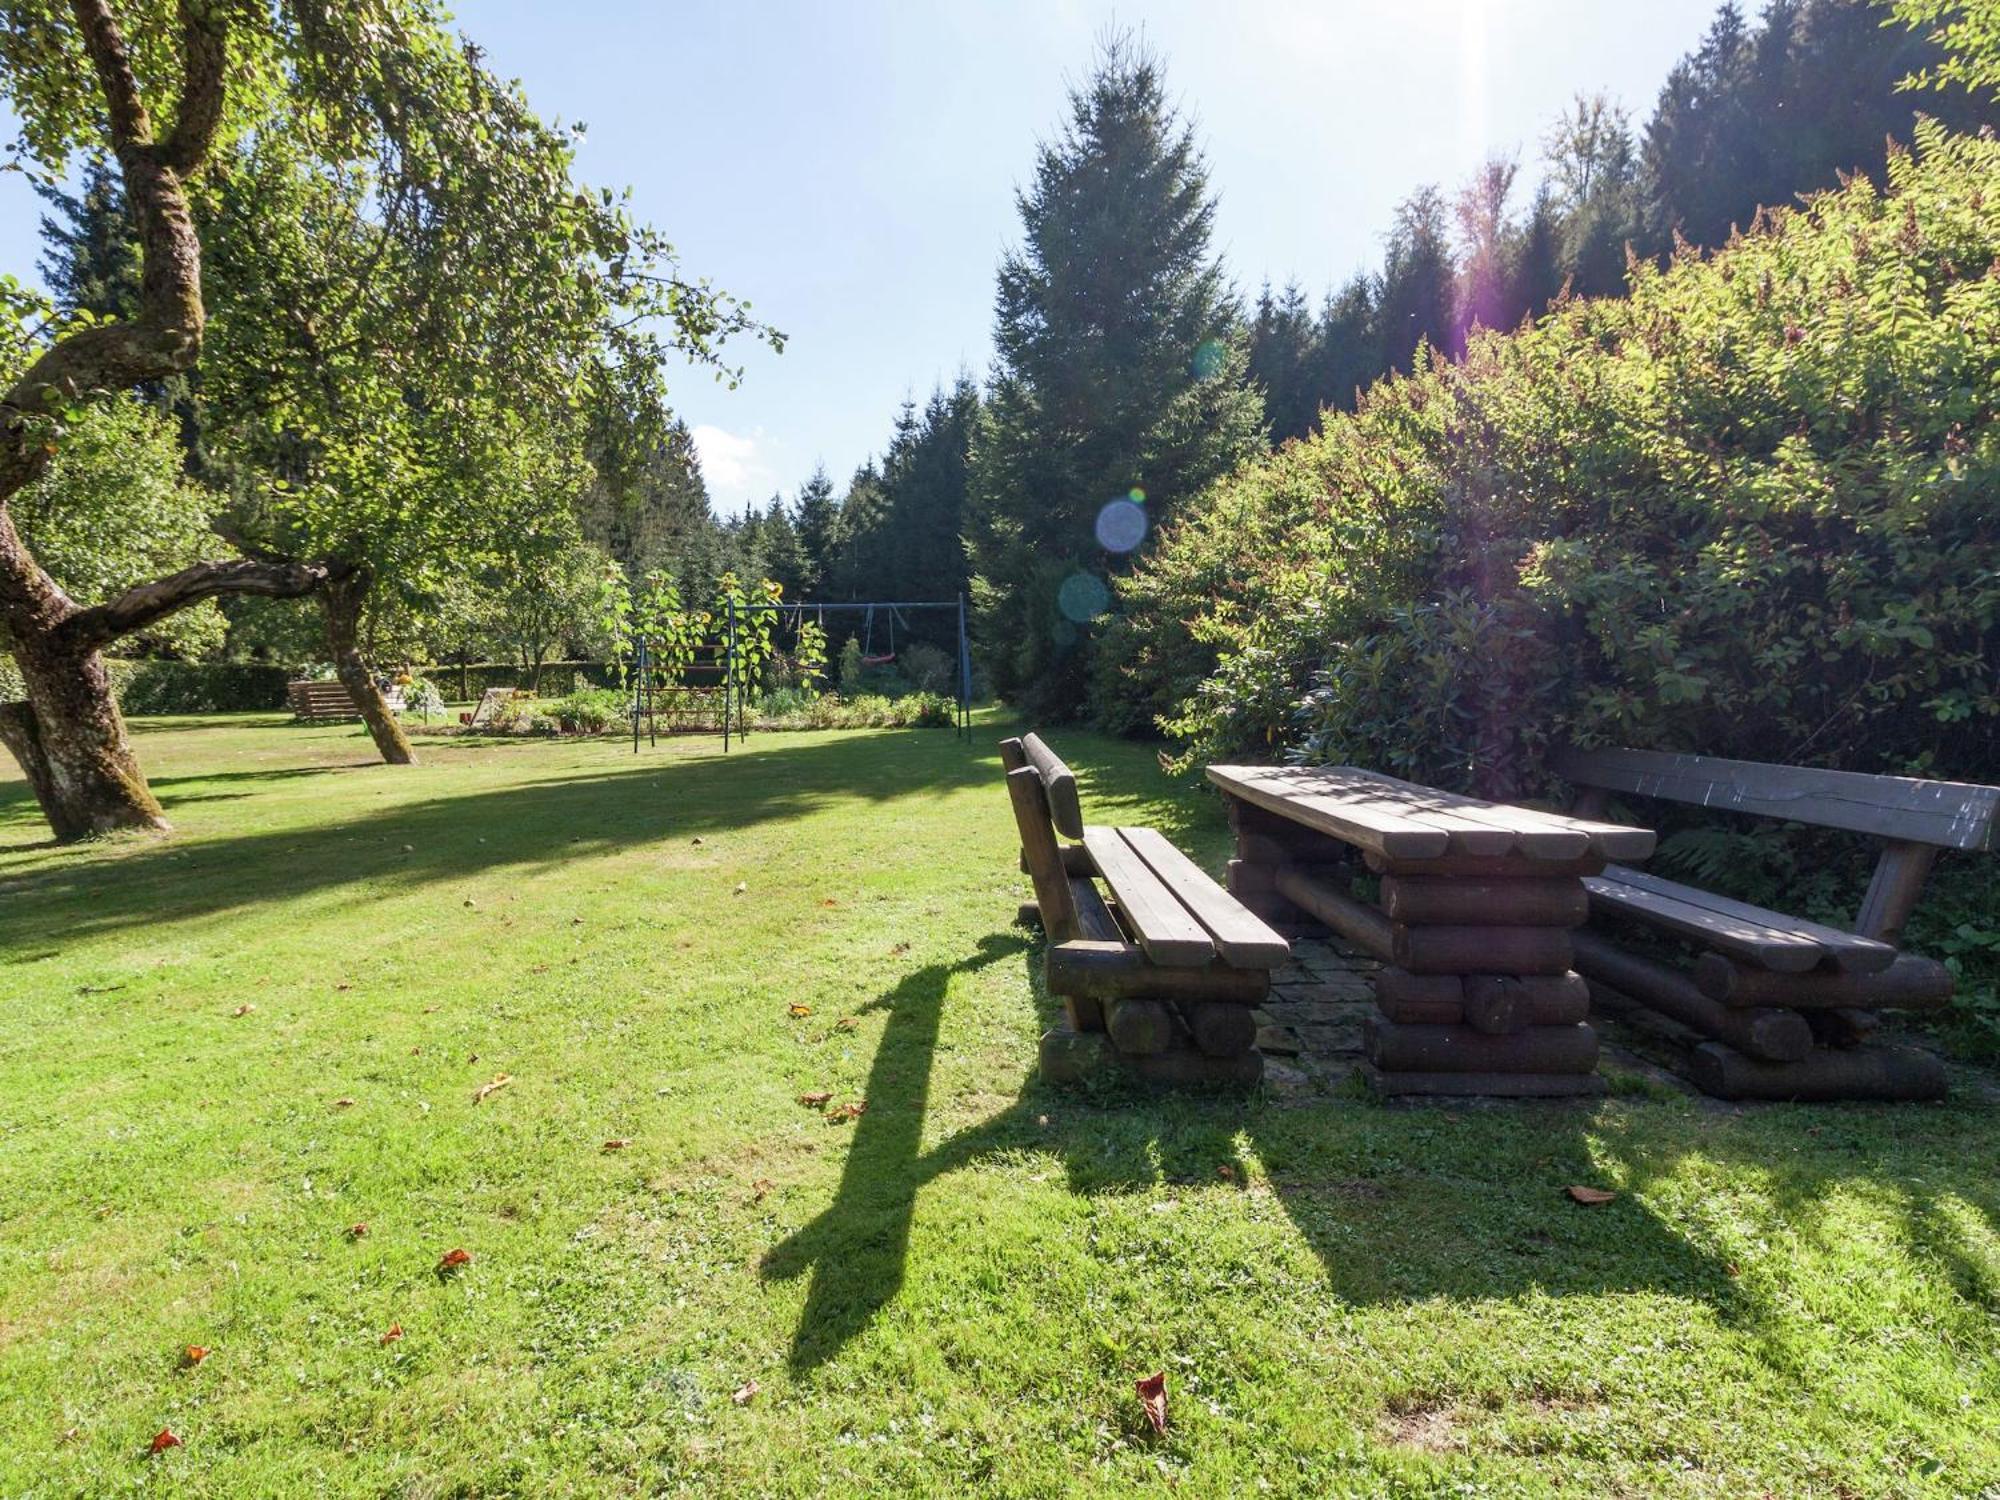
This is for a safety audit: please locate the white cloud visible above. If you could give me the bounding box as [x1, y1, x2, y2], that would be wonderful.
[690, 424, 775, 518]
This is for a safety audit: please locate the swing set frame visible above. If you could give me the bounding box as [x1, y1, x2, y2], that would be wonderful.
[624, 592, 975, 751]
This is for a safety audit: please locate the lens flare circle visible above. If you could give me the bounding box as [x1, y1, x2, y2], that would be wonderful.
[1094, 498, 1148, 554]
[1056, 571, 1112, 623]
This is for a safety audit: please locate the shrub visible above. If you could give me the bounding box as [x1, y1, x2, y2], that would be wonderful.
[100, 659, 295, 714]
[899, 641, 954, 695]
[544, 688, 628, 734]
[1109, 122, 2000, 796]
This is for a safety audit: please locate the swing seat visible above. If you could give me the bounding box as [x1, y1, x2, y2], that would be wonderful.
[862, 652, 896, 666]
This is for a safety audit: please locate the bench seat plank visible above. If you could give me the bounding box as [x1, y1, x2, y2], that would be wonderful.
[1583, 873, 1821, 971]
[1595, 865, 1897, 972]
[1082, 827, 1216, 966]
[1116, 826, 1289, 969]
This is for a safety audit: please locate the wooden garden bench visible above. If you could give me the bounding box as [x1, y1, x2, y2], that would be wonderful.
[1554, 746, 2000, 1099]
[287, 679, 405, 721]
[1002, 734, 1287, 1082]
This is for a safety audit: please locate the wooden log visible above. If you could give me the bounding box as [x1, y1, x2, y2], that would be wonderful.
[1005, 764, 1080, 942]
[1225, 858, 1277, 896]
[1392, 924, 1574, 976]
[1372, 970, 1466, 1023]
[1121, 1043, 1264, 1088]
[1365, 851, 1606, 879]
[1360, 1064, 1608, 1098]
[1105, 998, 1177, 1056]
[1805, 1007, 1881, 1050]
[1020, 733, 1085, 839]
[1363, 1018, 1600, 1074]
[1686, 1041, 1947, 1102]
[1273, 866, 1394, 960]
[1691, 951, 1954, 1011]
[1380, 876, 1589, 928]
[1045, 941, 1269, 1005]
[1234, 829, 1347, 864]
[1573, 929, 1813, 1063]
[1180, 1000, 1259, 1058]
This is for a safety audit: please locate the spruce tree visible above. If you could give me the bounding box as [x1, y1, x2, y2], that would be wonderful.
[792, 466, 843, 597]
[1247, 282, 1322, 444]
[966, 37, 1264, 720]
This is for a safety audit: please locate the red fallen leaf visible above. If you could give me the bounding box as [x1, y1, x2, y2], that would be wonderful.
[438, 1247, 472, 1272]
[731, 1378, 760, 1405]
[380, 1323, 404, 1345]
[798, 1091, 833, 1108]
[601, 1138, 632, 1152]
[182, 1345, 209, 1366]
[1135, 1371, 1168, 1435]
[819, 898, 839, 908]
[348, 1223, 368, 1239]
[1566, 1185, 1617, 1206]
[332, 1097, 356, 1109]
[150, 1427, 182, 1454]
[786, 1003, 812, 1018]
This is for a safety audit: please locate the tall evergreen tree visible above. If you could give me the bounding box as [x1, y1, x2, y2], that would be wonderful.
[1247, 281, 1321, 443]
[1545, 93, 1643, 298]
[1315, 274, 1381, 416]
[966, 37, 1265, 719]
[1375, 187, 1457, 374]
[792, 466, 844, 597]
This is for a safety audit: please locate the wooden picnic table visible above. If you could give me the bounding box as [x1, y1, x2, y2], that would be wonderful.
[1206, 764, 1657, 1098]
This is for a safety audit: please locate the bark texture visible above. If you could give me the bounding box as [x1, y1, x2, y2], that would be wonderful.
[321, 570, 416, 765]
[0, 2, 330, 838]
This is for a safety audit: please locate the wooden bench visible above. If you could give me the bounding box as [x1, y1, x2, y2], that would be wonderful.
[1002, 734, 1288, 1085]
[1555, 746, 2000, 1100]
[287, 679, 406, 721]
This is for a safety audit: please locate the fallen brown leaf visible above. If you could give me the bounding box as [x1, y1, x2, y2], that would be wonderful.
[1135, 1371, 1168, 1435]
[826, 1100, 867, 1123]
[438, 1247, 472, 1273]
[182, 1345, 209, 1367]
[1217, 1164, 1236, 1181]
[731, 1378, 760, 1406]
[472, 1073, 514, 1104]
[751, 1178, 775, 1200]
[150, 1427, 182, 1455]
[601, 1138, 632, 1152]
[232, 1004, 256, 1017]
[380, 1323, 404, 1345]
[787, 1003, 812, 1018]
[798, 1091, 833, 1107]
[348, 1223, 368, 1239]
[819, 898, 839, 908]
[332, 1097, 356, 1109]
[1566, 1185, 1617, 1206]
[834, 1017, 858, 1032]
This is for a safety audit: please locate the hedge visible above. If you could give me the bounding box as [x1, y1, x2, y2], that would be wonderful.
[0, 657, 296, 714]
[425, 661, 621, 699]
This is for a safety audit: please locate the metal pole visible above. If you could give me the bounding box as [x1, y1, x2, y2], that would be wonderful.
[957, 591, 971, 741]
[630, 611, 644, 754]
[724, 597, 735, 753]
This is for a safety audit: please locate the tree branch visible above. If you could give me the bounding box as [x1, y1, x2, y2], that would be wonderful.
[57, 556, 344, 652]
[157, 0, 233, 177]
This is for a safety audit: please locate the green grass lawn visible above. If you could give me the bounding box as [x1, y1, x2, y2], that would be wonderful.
[1, 714, 1996, 1496]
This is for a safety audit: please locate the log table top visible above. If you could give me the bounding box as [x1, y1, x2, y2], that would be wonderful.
[1206, 764, 1657, 864]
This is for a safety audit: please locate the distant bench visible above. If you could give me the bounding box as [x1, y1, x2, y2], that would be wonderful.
[287, 679, 404, 721]
[1003, 733, 1288, 1085]
[1556, 746, 2000, 1100]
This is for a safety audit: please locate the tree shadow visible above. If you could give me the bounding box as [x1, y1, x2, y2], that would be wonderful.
[0, 728, 995, 951]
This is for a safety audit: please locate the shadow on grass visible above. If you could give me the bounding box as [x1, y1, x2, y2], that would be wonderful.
[0, 728, 996, 950]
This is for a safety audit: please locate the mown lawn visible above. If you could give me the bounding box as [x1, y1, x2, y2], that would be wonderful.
[1, 713, 1996, 1496]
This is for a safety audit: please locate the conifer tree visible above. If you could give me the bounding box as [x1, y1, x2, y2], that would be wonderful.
[966, 36, 1264, 719]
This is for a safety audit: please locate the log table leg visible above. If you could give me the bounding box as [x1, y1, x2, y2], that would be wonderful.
[1362, 857, 1608, 1097]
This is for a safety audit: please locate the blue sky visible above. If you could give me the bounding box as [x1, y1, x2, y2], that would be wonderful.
[1, 0, 1723, 515]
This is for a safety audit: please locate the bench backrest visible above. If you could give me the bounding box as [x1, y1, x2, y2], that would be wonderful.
[1555, 746, 2000, 853]
[1000, 732, 1085, 942]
